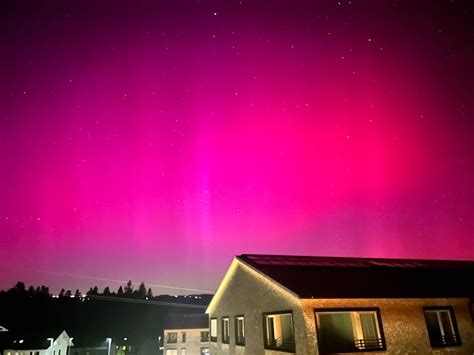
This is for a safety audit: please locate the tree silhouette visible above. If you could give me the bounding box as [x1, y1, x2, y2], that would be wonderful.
[103, 286, 111, 296]
[136, 282, 147, 298]
[147, 288, 153, 299]
[59, 288, 65, 297]
[65, 290, 72, 297]
[27, 286, 35, 296]
[87, 286, 99, 296]
[9, 281, 27, 294]
[74, 289, 82, 298]
[117, 286, 124, 296]
[15, 281, 26, 292]
[124, 280, 133, 295]
[39, 286, 50, 296]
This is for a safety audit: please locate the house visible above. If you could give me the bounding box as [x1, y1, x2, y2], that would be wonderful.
[2, 331, 71, 355]
[163, 314, 210, 355]
[206, 254, 474, 354]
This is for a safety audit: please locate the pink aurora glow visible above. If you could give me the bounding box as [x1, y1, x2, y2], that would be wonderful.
[0, 1, 473, 293]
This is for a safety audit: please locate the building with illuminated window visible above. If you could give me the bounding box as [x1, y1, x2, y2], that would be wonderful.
[206, 254, 474, 354]
[163, 314, 210, 355]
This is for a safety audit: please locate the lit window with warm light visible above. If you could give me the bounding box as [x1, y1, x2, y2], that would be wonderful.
[210, 318, 217, 342]
[263, 312, 295, 352]
[315, 309, 385, 353]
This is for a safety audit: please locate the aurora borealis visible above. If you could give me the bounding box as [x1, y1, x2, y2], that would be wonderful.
[1, 0, 473, 294]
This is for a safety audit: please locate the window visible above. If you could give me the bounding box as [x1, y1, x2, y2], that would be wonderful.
[165, 350, 177, 355]
[315, 309, 385, 353]
[235, 315, 245, 346]
[167, 332, 178, 344]
[424, 307, 461, 347]
[200, 348, 209, 355]
[180, 349, 186, 355]
[222, 317, 230, 344]
[263, 312, 295, 352]
[200, 331, 209, 342]
[181, 332, 186, 343]
[210, 318, 217, 342]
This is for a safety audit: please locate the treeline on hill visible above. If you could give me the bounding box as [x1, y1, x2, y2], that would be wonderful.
[0, 281, 213, 354]
[1, 281, 212, 304]
[3, 281, 153, 299]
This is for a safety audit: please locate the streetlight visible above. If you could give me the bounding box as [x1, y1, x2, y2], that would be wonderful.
[158, 336, 163, 351]
[106, 338, 112, 355]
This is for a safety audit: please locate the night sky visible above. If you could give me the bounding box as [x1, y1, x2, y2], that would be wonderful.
[1, 0, 473, 294]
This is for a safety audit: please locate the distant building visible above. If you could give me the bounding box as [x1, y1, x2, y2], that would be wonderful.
[163, 314, 210, 355]
[70, 337, 116, 355]
[3, 330, 71, 355]
[206, 254, 474, 354]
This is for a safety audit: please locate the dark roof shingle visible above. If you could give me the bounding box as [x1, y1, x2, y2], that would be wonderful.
[237, 254, 474, 298]
[165, 314, 208, 330]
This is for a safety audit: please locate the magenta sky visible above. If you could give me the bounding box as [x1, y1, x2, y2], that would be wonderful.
[1, 0, 473, 294]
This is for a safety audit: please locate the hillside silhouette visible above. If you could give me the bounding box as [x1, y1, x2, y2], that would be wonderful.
[0, 282, 212, 355]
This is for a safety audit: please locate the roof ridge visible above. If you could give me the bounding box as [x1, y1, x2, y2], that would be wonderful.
[238, 254, 474, 265]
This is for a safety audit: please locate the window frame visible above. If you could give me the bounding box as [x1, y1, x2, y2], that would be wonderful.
[234, 315, 245, 346]
[200, 330, 209, 343]
[423, 306, 462, 348]
[167, 332, 178, 344]
[210, 318, 218, 342]
[181, 332, 186, 343]
[314, 307, 387, 353]
[262, 310, 296, 353]
[221, 316, 230, 344]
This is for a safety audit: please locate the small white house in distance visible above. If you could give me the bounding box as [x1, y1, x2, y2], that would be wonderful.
[3, 330, 72, 355]
[163, 314, 210, 355]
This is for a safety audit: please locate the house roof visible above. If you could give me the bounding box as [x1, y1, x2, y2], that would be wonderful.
[165, 313, 209, 330]
[237, 254, 474, 298]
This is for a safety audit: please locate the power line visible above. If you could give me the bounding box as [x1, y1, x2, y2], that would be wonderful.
[86, 294, 208, 309]
[29, 269, 214, 293]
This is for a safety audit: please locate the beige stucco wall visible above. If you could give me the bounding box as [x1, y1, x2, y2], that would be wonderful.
[163, 328, 210, 355]
[207, 260, 306, 355]
[207, 260, 474, 355]
[302, 298, 474, 355]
